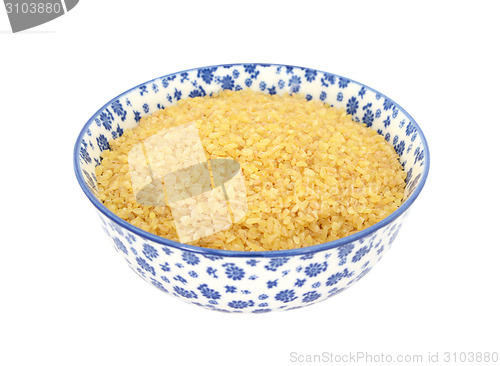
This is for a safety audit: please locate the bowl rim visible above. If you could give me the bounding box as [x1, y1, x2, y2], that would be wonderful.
[73, 62, 430, 258]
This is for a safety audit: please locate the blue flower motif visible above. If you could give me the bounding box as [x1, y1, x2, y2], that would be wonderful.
[80, 146, 91, 164]
[395, 140, 406, 156]
[321, 73, 335, 87]
[392, 109, 399, 118]
[312, 281, 321, 288]
[337, 92, 343, 102]
[414, 146, 424, 164]
[304, 69, 317, 82]
[258, 294, 268, 300]
[135, 267, 145, 277]
[197, 67, 217, 84]
[203, 254, 223, 261]
[207, 266, 218, 278]
[362, 109, 374, 127]
[152, 83, 159, 93]
[99, 111, 113, 131]
[326, 268, 353, 286]
[220, 75, 234, 90]
[116, 124, 123, 138]
[337, 243, 355, 265]
[383, 116, 391, 128]
[143, 103, 149, 114]
[259, 81, 266, 91]
[304, 262, 328, 278]
[82, 171, 96, 191]
[383, 98, 394, 111]
[320, 91, 327, 101]
[188, 86, 207, 98]
[278, 79, 285, 89]
[302, 291, 321, 303]
[139, 85, 148, 96]
[355, 266, 372, 281]
[173, 88, 182, 101]
[376, 109, 382, 118]
[180, 72, 189, 82]
[352, 245, 371, 263]
[113, 237, 128, 255]
[151, 278, 168, 292]
[173, 275, 187, 285]
[161, 275, 170, 283]
[253, 308, 272, 313]
[266, 280, 278, 289]
[245, 78, 252, 87]
[246, 259, 259, 267]
[173, 286, 197, 299]
[136, 256, 155, 276]
[264, 257, 289, 271]
[294, 278, 306, 287]
[197, 284, 221, 300]
[162, 247, 173, 256]
[228, 300, 254, 309]
[188, 271, 198, 278]
[358, 87, 366, 98]
[275, 289, 297, 303]
[406, 122, 417, 137]
[182, 252, 200, 266]
[377, 245, 385, 255]
[300, 253, 314, 261]
[225, 285, 237, 293]
[338, 77, 350, 88]
[288, 75, 301, 93]
[268, 85, 277, 95]
[243, 64, 259, 79]
[327, 287, 345, 297]
[346, 97, 359, 116]
[223, 263, 245, 281]
[96, 134, 109, 151]
[142, 244, 158, 261]
[133, 110, 141, 122]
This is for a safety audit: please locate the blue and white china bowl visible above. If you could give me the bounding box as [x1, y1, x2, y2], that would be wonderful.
[74, 64, 429, 313]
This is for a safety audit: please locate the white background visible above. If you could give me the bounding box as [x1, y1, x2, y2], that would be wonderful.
[1, 1, 499, 365]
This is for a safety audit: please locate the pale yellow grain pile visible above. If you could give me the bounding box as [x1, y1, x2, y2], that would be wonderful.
[96, 90, 406, 251]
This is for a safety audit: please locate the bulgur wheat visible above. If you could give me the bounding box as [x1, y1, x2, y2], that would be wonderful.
[96, 90, 406, 251]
